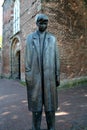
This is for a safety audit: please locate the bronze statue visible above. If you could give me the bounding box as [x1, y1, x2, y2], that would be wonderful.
[25, 14, 60, 130]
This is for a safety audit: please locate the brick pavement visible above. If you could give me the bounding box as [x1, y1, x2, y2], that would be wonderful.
[0, 78, 87, 130]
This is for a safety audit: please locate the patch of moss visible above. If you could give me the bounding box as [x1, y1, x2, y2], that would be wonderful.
[84, 0, 87, 5]
[59, 77, 87, 90]
[20, 77, 87, 89]
[20, 81, 26, 86]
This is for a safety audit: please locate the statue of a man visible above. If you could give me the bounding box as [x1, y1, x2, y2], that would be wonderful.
[25, 14, 60, 130]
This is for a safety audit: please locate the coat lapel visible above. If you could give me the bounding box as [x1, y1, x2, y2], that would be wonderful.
[32, 31, 50, 72]
[33, 31, 40, 56]
[32, 31, 41, 71]
[43, 32, 50, 56]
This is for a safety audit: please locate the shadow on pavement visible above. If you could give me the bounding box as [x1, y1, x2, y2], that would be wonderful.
[0, 79, 87, 130]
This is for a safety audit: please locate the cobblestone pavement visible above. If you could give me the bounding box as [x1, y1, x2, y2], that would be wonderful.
[0, 78, 87, 130]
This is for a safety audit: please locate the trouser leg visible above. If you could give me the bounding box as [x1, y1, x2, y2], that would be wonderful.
[45, 111, 55, 130]
[32, 111, 42, 130]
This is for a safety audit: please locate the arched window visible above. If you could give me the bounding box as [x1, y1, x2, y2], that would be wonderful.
[13, 0, 20, 34]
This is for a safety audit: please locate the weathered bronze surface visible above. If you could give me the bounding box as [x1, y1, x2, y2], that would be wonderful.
[25, 14, 60, 130]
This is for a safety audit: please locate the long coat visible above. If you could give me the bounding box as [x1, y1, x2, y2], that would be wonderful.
[25, 31, 60, 112]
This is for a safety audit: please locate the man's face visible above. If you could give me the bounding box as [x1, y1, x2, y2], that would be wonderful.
[37, 20, 48, 32]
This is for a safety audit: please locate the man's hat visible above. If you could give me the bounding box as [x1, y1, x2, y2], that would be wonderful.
[35, 14, 48, 23]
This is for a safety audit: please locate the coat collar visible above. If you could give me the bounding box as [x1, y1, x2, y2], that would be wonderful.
[32, 30, 50, 53]
[33, 30, 50, 39]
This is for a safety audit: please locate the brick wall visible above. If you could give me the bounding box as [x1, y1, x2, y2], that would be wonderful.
[41, 0, 87, 79]
[2, 0, 13, 77]
[20, 0, 41, 80]
[2, 0, 41, 80]
[2, 0, 87, 80]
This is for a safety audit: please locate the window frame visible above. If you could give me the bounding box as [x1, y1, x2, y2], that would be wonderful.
[13, 0, 20, 35]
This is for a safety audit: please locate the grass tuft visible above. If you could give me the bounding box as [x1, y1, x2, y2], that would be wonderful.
[59, 76, 87, 90]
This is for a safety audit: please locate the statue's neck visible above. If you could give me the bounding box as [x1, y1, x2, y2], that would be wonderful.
[37, 30, 46, 35]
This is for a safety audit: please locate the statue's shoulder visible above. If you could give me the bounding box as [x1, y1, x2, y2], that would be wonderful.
[47, 32, 56, 41]
[26, 32, 34, 40]
[26, 31, 38, 41]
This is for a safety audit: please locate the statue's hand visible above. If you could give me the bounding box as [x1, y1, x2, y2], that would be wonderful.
[56, 80, 60, 87]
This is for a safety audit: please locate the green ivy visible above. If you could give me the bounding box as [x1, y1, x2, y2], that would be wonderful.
[84, 0, 87, 5]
